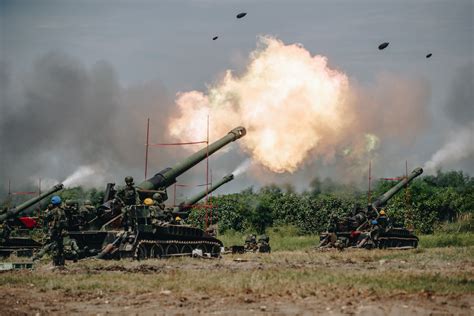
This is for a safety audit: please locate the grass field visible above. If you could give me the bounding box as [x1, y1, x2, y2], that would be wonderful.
[0, 227, 474, 315]
[1, 232, 473, 315]
[219, 226, 474, 251]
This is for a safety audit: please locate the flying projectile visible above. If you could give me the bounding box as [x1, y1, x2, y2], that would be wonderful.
[213, 36, 218, 41]
[236, 12, 247, 19]
[378, 42, 389, 50]
[426, 53, 432, 58]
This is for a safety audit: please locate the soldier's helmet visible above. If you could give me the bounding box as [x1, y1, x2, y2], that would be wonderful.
[84, 200, 92, 206]
[65, 200, 74, 206]
[152, 192, 163, 202]
[51, 196, 61, 205]
[258, 234, 269, 243]
[125, 176, 134, 185]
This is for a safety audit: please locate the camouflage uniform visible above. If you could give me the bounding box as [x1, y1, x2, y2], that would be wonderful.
[63, 200, 79, 230]
[0, 222, 12, 244]
[79, 200, 96, 227]
[244, 234, 258, 252]
[41, 204, 55, 230]
[63, 237, 80, 262]
[257, 234, 271, 253]
[149, 192, 167, 226]
[117, 177, 141, 230]
[116, 177, 141, 206]
[35, 205, 68, 265]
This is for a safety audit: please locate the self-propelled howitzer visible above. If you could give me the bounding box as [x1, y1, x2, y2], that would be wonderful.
[71, 128, 246, 260]
[319, 167, 424, 249]
[136, 127, 245, 198]
[0, 184, 64, 222]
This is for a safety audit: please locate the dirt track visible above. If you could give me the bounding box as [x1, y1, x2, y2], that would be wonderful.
[1, 248, 473, 315]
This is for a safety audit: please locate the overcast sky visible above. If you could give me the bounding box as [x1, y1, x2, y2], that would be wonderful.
[1, 0, 473, 198]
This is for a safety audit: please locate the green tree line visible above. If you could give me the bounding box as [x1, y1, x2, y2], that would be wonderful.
[189, 170, 474, 235]
[2, 170, 472, 235]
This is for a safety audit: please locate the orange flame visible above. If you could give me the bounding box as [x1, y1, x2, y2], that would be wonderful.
[169, 37, 354, 173]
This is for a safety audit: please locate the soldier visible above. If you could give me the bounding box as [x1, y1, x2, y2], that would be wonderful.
[0, 221, 12, 244]
[41, 203, 55, 230]
[34, 195, 68, 266]
[116, 176, 141, 206]
[78, 200, 96, 226]
[244, 234, 257, 252]
[369, 219, 381, 246]
[144, 198, 157, 225]
[153, 192, 166, 207]
[149, 192, 168, 226]
[377, 209, 390, 230]
[63, 200, 79, 230]
[173, 216, 182, 225]
[63, 237, 80, 262]
[257, 234, 271, 253]
[205, 224, 217, 237]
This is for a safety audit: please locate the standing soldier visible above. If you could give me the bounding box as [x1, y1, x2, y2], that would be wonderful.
[116, 176, 141, 206]
[34, 195, 68, 266]
[117, 176, 141, 231]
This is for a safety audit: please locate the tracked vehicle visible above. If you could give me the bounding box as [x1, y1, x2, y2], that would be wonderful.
[69, 127, 246, 259]
[319, 167, 423, 249]
[0, 184, 64, 257]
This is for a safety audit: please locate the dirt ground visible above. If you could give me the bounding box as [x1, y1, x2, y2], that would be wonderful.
[1, 247, 473, 315]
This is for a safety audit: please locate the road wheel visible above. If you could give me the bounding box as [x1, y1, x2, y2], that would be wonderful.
[137, 244, 148, 260]
[180, 244, 193, 255]
[165, 244, 179, 256]
[150, 244, 164, 258]
[210, 245, 221, 257]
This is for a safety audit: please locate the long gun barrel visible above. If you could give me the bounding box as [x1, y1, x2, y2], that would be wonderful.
[177, 174, 234, 212]
[137, 127, 246, 192]
[371, 167, 423, 210]
[0, 183, 64, 222]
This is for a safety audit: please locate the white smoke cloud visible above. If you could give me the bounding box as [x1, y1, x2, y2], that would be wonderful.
[424, 123, 474, 173]
[232, 158, 252, 177]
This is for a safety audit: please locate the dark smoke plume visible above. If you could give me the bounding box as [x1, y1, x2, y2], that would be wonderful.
[0, 52, 174, 193]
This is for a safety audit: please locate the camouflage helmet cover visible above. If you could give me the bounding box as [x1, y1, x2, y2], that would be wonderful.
[125, 176, 134, 184]
[84, 200, 92, 205]
[152, 192, 163, 201]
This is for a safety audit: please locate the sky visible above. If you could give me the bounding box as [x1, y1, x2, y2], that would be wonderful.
[0, 0, 473, 200]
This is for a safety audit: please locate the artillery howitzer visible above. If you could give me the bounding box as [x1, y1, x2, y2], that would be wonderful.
[171, 173, 234, 219]
[0, 184, 64, 257]
[69, 127, 246, 260]
[319, 167, 423, 249]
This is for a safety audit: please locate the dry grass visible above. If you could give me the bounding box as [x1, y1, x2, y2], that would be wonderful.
[2, 246, 473, 298]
